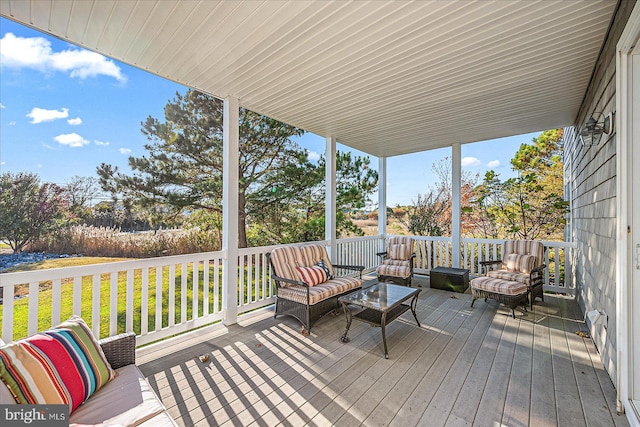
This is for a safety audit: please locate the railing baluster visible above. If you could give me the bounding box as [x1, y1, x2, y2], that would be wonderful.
[192, 261, 199, 320]
[203, 260, 210, 317]
[180, 263, 187, 324]
[155, 266, 163, 331]
[141, 267, 149, 335]
[109, 272, 118, 336]
[73, 276, 82, 316]
[28, 281, 39, 337]
[126, 269, 134, 332]
[92, 274, 100, 337]
[2, 284, 15, 343]
[168, 264, 175, 327]
[214, 258, 220, 313]
[51, 278, 62, 327]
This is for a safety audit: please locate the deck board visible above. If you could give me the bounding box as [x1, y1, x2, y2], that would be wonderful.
[136, 276, 629, 427]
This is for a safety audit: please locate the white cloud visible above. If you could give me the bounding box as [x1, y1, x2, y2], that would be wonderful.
[42, 143, 56, 150]
[461, 156, 481, 167]
[54, 132, 89, 147]
[9, 121, 16, 126]
[0, 32, 126, 83]
[94, 140, 110, 146]
[487, 160, 501, 168]
[0, 103, 5, 109]
[67, 117, 82, 125]
[36, 164, 43, 169]
[1, 161, 5, 165]
[307, 150, 321, 162]
[119, 148, 132, 154]
[27, 107, 69, 124]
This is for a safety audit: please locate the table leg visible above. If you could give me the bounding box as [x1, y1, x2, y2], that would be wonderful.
[381, 311, 389, 359]
[410, 294, 420, 327]
[340, 301, 352, 343]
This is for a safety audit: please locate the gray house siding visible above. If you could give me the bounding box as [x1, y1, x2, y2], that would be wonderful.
[565, 0, 636, 386]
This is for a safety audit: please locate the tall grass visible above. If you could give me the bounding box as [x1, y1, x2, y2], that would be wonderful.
[29, 225, 221, 258]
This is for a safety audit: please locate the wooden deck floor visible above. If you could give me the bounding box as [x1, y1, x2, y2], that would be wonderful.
[137, 276, 628, 427]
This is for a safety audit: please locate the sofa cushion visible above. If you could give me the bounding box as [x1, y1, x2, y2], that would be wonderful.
[295, 265, 327, 286]
[486, 269, 530, 285]
[505, 254, 535, 273]
[0, 316, 116, 413]
[69, 364, 175, 426]
[277, 277, 362, 305]
[269, 246, 307, 282]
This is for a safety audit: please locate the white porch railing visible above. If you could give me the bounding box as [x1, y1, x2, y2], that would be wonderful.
[0, 235, 575, 345]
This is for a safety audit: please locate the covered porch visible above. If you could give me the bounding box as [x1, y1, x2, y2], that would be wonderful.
[137, 276, 625, 427]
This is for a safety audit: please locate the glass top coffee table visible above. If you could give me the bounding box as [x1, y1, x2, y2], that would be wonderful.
[338, 283, 421, 359]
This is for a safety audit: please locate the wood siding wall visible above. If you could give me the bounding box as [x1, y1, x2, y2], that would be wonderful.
[564, 0, 637, 387]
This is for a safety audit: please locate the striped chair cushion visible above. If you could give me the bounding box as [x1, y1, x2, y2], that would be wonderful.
[296, 265, 327, 286]
[278, 277, 362, 305]
[269, 246, 306, 282]
[380, 259, 410, 267]
[471, 276, 528, 296]
[376, 263, 411, 279]
[486, 270, 530, 285]
[387, 236, 414, 260]
[502, 240, 544, 269]
[0, 316, 116, 413]
[505, 254, 536, 274]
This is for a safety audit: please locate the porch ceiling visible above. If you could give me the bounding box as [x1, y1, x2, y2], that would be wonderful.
[1, 0, 617, 157]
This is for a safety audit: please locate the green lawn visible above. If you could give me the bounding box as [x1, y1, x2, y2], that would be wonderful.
[2, 258, 271, 340]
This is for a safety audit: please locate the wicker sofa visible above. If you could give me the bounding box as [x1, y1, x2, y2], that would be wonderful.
[0, 328, 177, 427]
[267, 243, 364, 334]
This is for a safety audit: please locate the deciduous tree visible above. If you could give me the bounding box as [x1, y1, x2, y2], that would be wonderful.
[0, 172, 67, 253]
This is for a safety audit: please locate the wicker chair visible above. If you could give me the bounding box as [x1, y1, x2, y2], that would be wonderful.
[376, 236, 416, 286]
[471, 240, 546, 317]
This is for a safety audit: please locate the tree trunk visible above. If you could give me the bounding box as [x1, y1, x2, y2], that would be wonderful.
[238, 190, 248, 248]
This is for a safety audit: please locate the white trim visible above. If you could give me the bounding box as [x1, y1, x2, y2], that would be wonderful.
[451, 143, 462, 268]
[616, 2, 640, 423]
[378, 156, 387, 245]
[222, 96, 239, 325]
[325, 136, 337, 260]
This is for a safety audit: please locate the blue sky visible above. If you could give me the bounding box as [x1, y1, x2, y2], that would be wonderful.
[0, 17, 542, 207]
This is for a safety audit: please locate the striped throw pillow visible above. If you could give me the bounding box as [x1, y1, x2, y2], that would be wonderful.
[505, 254, 536, 274]
[296, 265, 328, 286]
[0, 316, 116, 413]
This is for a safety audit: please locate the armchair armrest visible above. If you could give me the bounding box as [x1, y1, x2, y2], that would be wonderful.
[99, 332, 136, 369]
[376, 251, 388, 258]
[270, 273, 308, 288]
[333, 264, 365, 278]
[479, 259, 502, 274]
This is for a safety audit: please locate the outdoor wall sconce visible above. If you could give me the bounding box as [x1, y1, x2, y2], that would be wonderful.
[580, 112, 613, 147]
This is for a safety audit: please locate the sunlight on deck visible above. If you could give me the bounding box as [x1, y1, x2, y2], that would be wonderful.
[136, 277, 627, 427]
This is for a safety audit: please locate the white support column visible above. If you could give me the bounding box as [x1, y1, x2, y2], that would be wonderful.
[378, 156, 387, 250]
[452, 143, 462, 268]
[222, 96, 239, 325]
[325, 136, 337, 261]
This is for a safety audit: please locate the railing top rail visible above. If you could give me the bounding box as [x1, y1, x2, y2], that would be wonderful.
[237, 240, 331, 256]
[0, 250, 226, 287]
[336, 235, 382, 244]
[406, 235, 452, 242]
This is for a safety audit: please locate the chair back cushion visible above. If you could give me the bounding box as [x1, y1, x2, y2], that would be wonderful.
[270, 244, 334, 283]
[387, 237, 414, 260]
[269, 246, 306, 282]
[502, 240, 544, 269]
[505, 254, 536, 274]
[299, 244, 335, 277]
